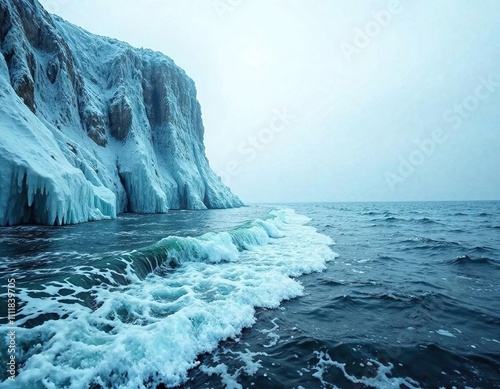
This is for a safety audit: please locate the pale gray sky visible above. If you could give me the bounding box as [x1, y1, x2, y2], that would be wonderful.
[39, 0, 500, 203]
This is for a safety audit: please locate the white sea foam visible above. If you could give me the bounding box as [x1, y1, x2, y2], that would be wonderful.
[3, 208, 337, 388]
[259, 318, 280, 348]
[436, 329, 456, 338]
[312, 351, 420, 389]
[200, 347, 267, 388]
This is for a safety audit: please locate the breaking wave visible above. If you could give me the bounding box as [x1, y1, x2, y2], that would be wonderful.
[447, 255, 498, 266]
[1, 208, 337, 388]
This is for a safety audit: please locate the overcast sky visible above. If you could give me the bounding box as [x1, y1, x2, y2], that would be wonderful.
[39, 0, 500, 203]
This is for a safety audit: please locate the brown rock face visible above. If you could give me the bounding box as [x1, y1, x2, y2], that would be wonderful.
[13, 71, 35, 112]
[83, 109, 107, 147]
[46, 58, 58, 83]
[141, 62, 171, 126]
[109, 91, 132, 141]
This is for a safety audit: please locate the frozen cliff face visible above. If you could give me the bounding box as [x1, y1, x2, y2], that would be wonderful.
[0, 0, 243, 226]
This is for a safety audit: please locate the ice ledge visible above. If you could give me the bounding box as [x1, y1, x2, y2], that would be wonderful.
[0, 86, 116, 226]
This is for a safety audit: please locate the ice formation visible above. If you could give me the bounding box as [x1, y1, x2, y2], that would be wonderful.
[0, 0, 242, 226]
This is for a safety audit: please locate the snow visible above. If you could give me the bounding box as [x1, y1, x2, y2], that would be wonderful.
[0, 76, 116, 225]
[0, 0, 242, 226]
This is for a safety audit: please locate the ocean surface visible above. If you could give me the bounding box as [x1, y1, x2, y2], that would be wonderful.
[0, 201, 499, 388]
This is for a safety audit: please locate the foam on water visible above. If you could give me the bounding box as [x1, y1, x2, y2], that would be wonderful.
[1, 208, 337, 388]
[259, 318, 280, 348]
[200, 348, 268, 389]
[436, 329, 456, 338]
[312, 351, 421, 389]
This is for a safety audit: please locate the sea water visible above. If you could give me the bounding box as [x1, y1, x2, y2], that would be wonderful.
[0, 202, 499, 388]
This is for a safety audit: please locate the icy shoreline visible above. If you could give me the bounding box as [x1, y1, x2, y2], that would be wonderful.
[0, 0, 242, 226]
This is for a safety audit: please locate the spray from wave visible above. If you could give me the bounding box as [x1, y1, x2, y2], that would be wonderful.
[1, 208, 337, 388]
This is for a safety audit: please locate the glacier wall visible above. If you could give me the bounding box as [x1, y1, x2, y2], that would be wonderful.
[0, 0, 242, 226]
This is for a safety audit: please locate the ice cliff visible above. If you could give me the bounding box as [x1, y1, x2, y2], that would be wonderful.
[0, 0, 242, 226]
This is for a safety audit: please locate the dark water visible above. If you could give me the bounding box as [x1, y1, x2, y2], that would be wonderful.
[183, 202, 500, 389]
[0, 201, 499, 388]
